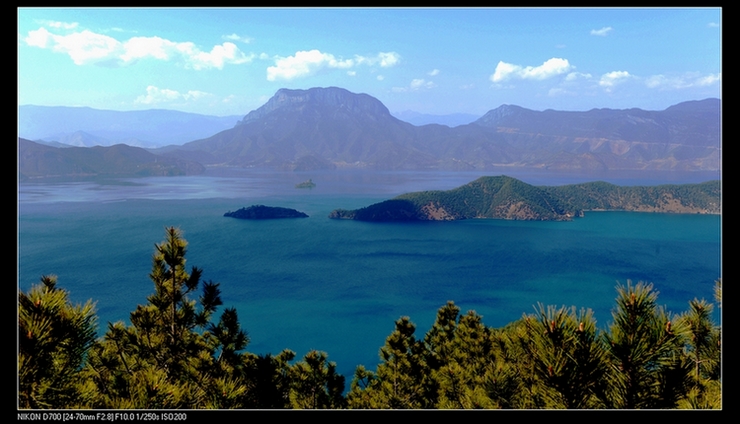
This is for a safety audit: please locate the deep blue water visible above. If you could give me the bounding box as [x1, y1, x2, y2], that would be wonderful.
[18, 169, 722, 379]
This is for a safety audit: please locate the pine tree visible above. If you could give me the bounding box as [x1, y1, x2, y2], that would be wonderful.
[347, 317, 426, 408]
[486, 324, 528, 408]
[288, 350, 346, 409]
[604, 281, 690, 409]
[423, 303, 497, 408]
[675, 288, 721, 409]
[83, 227, 251, 408]
[520, 304, 608, 408]
[19, 276, 97, 409]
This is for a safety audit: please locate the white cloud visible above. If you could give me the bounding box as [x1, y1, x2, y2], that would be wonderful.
[491, 61, 519, 83]
[51, 29, 122, 65]
[645, 72, 721, 89]
[121, 36, 176, 62]
[697, 73, 721, 86]
[548, 87, 576, 97]
[376, 75, 384, 81]
[188, 42, 253, 70]
[565, 71, 592, 81]
[347, 70, 356, 76]
[428, 69, 440, 76]
[591, 26, 613, 36]
[599, 71, 631, 90]
[23, 26, 252, 69]
[491, 58, 573, 83]
[645, 75, 679, 89]
[410, 79, 430, 89]
[377, 52, 400, 67]
[708, 22, 719, 28]
[135, 85, 213, 105]
[223, 33, 253, 44]
[45, 20, 79, 30]
[392, 78, 436, 92]
[266, 50, 351, 81]
[266, 49, 400, 81]
[24, 27, 53, 48]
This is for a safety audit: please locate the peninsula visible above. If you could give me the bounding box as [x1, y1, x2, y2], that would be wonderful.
[225, 205, 309, 220]
[329, 176, 720, 222]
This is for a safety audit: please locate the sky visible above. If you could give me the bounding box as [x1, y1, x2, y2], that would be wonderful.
[18, 7, 721, 117]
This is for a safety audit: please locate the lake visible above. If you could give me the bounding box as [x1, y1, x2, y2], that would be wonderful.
[18, 168, 722, 380]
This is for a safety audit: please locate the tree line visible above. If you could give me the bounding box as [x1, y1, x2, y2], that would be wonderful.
[19, 227, 721, 409]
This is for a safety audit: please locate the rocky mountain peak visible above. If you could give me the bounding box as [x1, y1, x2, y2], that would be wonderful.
[237, 86, 392, 125]
[473, 104, 527, 127]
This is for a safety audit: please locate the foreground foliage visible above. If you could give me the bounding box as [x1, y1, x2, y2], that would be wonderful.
[19, 275, 97, 409]
[19, 229, 721, 409]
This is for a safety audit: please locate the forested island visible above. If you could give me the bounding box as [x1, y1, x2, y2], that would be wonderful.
[329, 176, 720, 222]
[224, 205, 309, 219]
[19, 228, 721, 409]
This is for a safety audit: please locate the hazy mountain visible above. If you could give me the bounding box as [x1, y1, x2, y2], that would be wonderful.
[19, 138, 205, 180]
[166, 87, 719, 172]
[471, 98, 721, 171]
[18, 105, 242, 148]
[175, 87, 438, 170]
[391, 110, 480, 127]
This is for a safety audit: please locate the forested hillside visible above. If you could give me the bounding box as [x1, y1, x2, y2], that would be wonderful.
[19, 228, 721, 409]
[330, 176, 720, 222]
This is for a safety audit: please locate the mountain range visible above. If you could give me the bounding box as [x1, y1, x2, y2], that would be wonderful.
[162, 87, 720, 171]
[18, 87, 721, 177]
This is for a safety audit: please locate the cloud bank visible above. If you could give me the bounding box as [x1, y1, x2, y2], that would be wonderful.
[392, 78, 436, 92]
[266, 50, 400, 81]
[23, 24, 253, 69]
[135, 85, 213, 105]
[491, 58, 573, 83]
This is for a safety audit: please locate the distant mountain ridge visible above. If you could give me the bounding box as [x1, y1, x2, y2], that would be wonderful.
[19, 105, 242, 148]
[391, 110, 480, 127]
[166, 87, 719, 172]
[18, 138, 204, 180]
[474, 99, 720, 146]
[329, 176, 721, 222]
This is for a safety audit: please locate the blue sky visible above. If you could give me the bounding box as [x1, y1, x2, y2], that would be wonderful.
[18, 7, 721, 117]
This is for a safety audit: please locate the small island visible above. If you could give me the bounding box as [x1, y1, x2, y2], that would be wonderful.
[224, 205, 309, 220]
[295, 179, 316, 189]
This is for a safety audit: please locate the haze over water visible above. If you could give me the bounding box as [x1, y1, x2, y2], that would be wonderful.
[18, 168, 721, 378]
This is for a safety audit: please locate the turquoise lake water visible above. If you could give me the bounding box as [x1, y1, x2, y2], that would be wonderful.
[18, 169, 722, 379]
